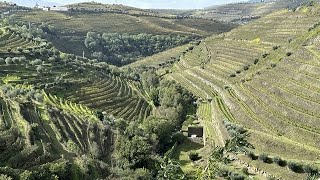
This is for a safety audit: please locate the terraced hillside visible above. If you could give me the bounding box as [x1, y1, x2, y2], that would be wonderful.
[167, 4, 320, 179]
[0, 24, 151, 122]
[11, 3, 236, 57]
[64, 76, 152, 121]
[0, 85, 112, 178]
[0, 28, 42, 52]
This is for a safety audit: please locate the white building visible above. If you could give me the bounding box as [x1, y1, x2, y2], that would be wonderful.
[50, 6, 68, 12]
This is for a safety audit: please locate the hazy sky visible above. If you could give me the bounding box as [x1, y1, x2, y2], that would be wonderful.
[20, 0, 246, 9]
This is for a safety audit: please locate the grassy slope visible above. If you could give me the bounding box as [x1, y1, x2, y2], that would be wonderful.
[166, 4, 320, 178]
[123, 44, 191, 69]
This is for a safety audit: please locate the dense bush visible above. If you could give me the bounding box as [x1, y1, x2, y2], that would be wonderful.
[262, 53, 269, 58]
[247, 151, 258, 160]
[172, 132, 186, 145]
[259, 153, 272, 163]
[5, 57, 13, 65]
[31, 59, 43, 66]
[273, 156, 287, 167]
[188, 151, 200, 161]
[272, 45, 280, 50]
[303, 164, 318, 175]
[288, 161, 304, 173]
[17, 47, 23, 52]
[286, 52, 293, 56]
[85, 32, 193, 66]
[12, 57, 20, 64]
[243, 65, 249, 71]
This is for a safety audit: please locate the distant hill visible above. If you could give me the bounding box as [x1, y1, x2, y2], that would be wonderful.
[194, 0, 320, 23]
[11, 2, 237, 59]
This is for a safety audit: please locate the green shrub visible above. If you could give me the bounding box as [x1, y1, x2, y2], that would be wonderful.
[242, 167, 249, 175]
[273, 156, 287, 167]
[272, 45, 280, 50]
[259, 153, 272, 163]
[230, 73, 236, 78]
[17, 47, 23, 52]
[172, 132, 186, 145]
[31, 59, 43, 66]
[0, 174, 12, 180]
[0, 58, 4, 65]
[40, 48, 48, 56]
[307, 173, 320, 180]
[243, 66, 249, 71]
[217, 167, 229, 177]
[288, 161, 304, 173]
[303, 164, 318, 174]
[19, 56, 27, 63]
[247, 151, 258, 160]
[286, 52, 292, 56]
[7, 48, 11, 52]
[36, 65, 45, 73]
[254, 58, 259, 64]
[271, 63, 277, 68]
[262, 53, 269, 58]
[188, 151, 200, 161]
[12, 57, 20, 64]
[5, 57, 13, 65]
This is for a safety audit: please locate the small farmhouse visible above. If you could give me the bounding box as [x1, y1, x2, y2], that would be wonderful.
[188, 126, 204, 137]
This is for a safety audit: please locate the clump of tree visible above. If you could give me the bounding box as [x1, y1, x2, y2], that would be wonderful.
[111, 69, 195, 178]
[84, 32, 193, 66]
[223, 120, 253, 153]
[197, 120, 253, 179]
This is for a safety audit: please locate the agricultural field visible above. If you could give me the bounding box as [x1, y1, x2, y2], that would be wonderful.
[166, 4, 320, 179]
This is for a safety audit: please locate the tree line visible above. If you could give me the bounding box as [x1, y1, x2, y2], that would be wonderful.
[84, 32, 193, 66]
